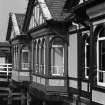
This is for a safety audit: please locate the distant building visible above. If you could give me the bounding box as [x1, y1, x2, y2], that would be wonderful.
[0, 42, 11, 63]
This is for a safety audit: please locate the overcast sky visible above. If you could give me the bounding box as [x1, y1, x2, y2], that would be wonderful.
[0, 0, 28, 42]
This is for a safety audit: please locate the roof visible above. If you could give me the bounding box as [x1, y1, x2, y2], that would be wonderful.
[6, 13, 25, 41]
[45, 0, 79, 21]
[22, 0, 79, 32]
[44, 0, 68, 21]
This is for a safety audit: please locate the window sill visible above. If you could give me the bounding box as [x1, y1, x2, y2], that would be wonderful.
[32, 73, 66, 79]
[97, 82, 105, 87]
[33, 73, 46, 78]
[92, 84, 105, 93]
[51, 74, 64, 77]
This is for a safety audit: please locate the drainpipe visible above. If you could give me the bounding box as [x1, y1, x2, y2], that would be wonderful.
[89, 22, 93, 105]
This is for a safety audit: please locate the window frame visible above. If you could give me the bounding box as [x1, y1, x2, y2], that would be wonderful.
[21, 47, 30, 70]
[50, 38, 65, 77]
[97, 29, 105, 86]
[40, 40, 46, 75]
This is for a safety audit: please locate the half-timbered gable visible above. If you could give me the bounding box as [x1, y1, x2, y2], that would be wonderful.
[29, 1, 46, 30]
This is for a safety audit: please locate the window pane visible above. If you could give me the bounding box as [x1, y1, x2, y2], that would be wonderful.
[34, 44, 36, 73]
[21, 49, 29, 70]
[22, 52, 28, 63]
[99, 40, 105, 71]
[99, 40, 105, 82]
[51, 47, 64, 76]
[97, 27, 105, 86]
[36, 45, 39, 73]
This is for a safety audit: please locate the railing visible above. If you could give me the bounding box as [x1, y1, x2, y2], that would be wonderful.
[0, 64, 12, 77]
[21, 63, 30, 70]
[97, 70, 105, 86]
[51, 66, 64, 76]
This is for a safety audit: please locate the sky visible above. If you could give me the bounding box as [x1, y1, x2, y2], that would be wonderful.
[0, 0, 28, 42]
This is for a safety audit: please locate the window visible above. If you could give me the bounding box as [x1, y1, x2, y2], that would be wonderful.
[34, 41, 36, 73]
[39, 41, 41, 73]
[35, 41, 40, 73]
[40, 40, 45, 75]
[51, 38, 64, 76]
[97, 28, 105, 86]
[33, 39, 46, 75]
[13, 46, 16, 69]
[21, 47, 30, 70]
[13, 45, 18, 69]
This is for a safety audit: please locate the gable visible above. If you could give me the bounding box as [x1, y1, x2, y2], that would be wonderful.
[11, 13, 20, 35]
[15, 14, 25, 32]
[6, 13, 25, 41]
[10, 26, 16, 40]
[29, 3, 46, 30]
[23, 0, 74, 32]
[38, 0, 52, 20]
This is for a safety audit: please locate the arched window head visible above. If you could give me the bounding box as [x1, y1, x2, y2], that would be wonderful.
[51, 37, 64, 76]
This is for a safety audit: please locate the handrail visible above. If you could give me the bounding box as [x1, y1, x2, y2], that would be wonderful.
[0, 63, 12, 76]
